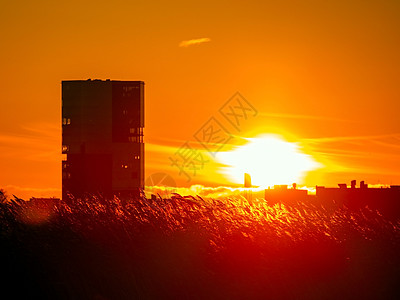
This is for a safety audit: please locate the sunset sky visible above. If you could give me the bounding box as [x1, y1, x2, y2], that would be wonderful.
[1, 0, 400, 198]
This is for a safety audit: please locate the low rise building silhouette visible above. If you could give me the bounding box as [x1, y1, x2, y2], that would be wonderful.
[316, 180, 400, 216]
[265, 184, 308, 204]
[263, 180, 400, 218]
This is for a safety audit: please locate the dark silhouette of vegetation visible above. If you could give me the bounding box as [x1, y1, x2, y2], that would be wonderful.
[0, 189, 7, 203]
[1, 192, 400, 299]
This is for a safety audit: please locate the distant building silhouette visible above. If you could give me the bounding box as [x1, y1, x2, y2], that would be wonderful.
[243, 173, 253, 201]
[316, 180, 400, 217]
[62, 79, 144, 199]
[244, 173, 251, 188]
[264, 181, 400, 214]
[264, 184, 308, 204]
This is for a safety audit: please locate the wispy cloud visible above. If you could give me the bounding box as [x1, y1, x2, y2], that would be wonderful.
[258, 112, 358, 123]
[3, 185, 61, 200]
[145, 184, 266, 199]
[0, 122, 60, 162]
[299, 133, 400, 177]
[302, 133, 400, 144]
[179, 37, 211, 47]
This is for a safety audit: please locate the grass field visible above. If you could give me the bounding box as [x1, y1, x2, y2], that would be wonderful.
[1, 193, 400, 299]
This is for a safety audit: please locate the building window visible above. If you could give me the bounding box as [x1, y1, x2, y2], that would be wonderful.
[128, 136, 142, 143]
[121, 164, 128, 169]
[122, 86, 136, 97]
[127, 127, 143, 143]
[62, 118, 71, 125]
[123, 86, 135, 92]
[134, 155, 140, 160]
[62, 145, 70, 153]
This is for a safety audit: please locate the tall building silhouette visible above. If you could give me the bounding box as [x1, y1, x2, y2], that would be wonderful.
[62, 79, 144, 199]
[244, 173, 251, 188]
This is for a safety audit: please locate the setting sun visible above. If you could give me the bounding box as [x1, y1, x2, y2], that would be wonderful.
[217, 134, 321, 187]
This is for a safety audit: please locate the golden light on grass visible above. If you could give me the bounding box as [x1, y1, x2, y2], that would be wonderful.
[217, 134, 321, 187]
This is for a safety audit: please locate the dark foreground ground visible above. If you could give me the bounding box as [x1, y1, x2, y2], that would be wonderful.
[1, 194, 400, 299]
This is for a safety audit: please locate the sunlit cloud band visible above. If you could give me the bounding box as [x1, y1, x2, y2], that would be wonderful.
[179, 37, 211, 47]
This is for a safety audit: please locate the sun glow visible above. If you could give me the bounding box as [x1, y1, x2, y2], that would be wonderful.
[217, 134, 321, 187]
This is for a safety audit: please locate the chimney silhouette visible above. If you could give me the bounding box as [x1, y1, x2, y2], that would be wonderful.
[351, 180, 356, 189]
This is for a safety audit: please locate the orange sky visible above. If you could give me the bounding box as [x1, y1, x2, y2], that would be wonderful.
[1, 0, 400, 199]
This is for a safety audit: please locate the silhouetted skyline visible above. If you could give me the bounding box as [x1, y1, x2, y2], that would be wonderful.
[1, 1, 400, 199]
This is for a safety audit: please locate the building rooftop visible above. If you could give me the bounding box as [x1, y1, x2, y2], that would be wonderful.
[62, 79, 145, 83]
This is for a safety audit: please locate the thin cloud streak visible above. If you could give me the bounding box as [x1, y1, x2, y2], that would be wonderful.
[300, 133, 400, 163]
[300, 133, 400, 178]
[3, 185, 61, 200]
[0, 122, 60, 162]
[302, 133, 400, 144]
[258, 112, 358, 123]
[179, 37, 211, 47]
[145, 184, 266, 199]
